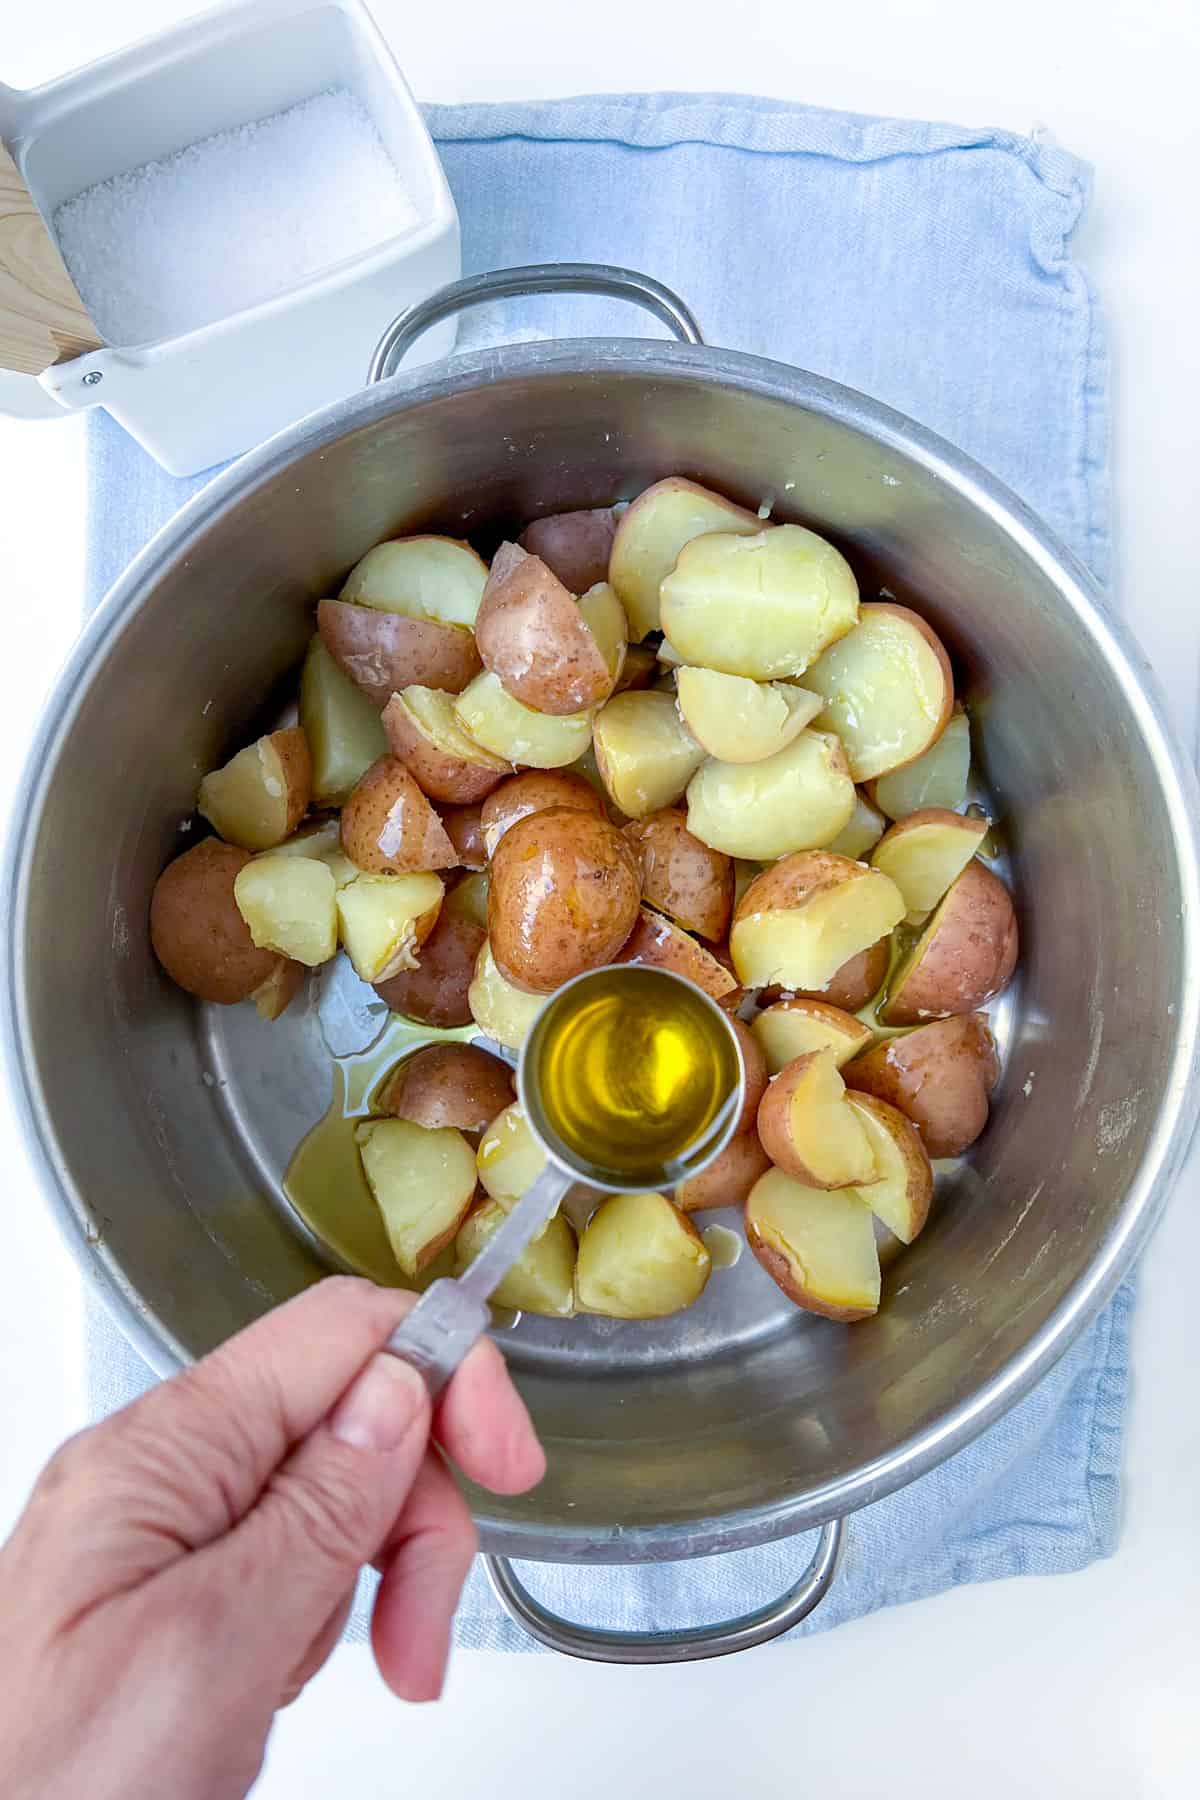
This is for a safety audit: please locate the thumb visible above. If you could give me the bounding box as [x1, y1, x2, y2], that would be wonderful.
[194, 1352, 432, 1645]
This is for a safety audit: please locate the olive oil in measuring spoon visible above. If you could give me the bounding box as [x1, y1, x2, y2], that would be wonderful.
[520, 965, 743, 1191]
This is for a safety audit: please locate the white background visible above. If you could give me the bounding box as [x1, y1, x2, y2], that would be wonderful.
[2, 2, 1199, 1794]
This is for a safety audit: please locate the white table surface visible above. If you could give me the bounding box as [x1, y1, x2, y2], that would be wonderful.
[2, 2, 1199, 1794]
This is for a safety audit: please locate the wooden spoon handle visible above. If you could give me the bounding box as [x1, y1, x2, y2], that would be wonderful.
[0, 140, 102, 375]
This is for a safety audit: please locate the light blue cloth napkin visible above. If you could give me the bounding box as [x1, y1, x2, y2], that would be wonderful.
[84, 92, 1123, 1650]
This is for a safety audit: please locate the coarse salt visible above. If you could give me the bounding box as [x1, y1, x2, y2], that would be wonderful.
[53, 88, 419, 346]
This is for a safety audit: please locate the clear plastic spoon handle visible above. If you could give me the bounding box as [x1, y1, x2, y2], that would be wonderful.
[383, 1163, 571, 1397]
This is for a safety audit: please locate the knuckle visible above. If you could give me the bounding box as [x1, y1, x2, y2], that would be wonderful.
[269, 1456, 382, 1566]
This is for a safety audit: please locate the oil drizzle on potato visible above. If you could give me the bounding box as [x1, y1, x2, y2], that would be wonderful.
[283, 1015, 472, 1287]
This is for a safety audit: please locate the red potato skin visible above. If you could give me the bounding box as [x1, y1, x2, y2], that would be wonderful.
[481, 769, 604, 860]
[881, 859, 1018, 1026]
[735, 850, 869, 923]
[675, 1131, 771, 1212]
[372, 907, 486, 1028]
[474, 542, 613, 715]
[517, 508, 619, 594]
[340, 756, 458, 876]
[441, 803, 487, 869]
[843, 1012, 1000, 1157]
[729, 1015, 769, 1134]
[761, 938, 891, 1013]
[488, 808, 642, 995]
[317, 598, 480, 708]
[251, 956, 306, 1020]
[150, 839, 281, 1004]
[745, 1225, 878, 1323]
[375, 1043, 514, 1133]
[616, 907, 739, 1003]
[623, 808, 734, 942]
[755, 1051, 864, 1189]
[612, 644, 658, 694]
[380, 691, 509, 806]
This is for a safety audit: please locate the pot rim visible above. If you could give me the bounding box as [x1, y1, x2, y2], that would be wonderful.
[6, 338, 1200, 1562]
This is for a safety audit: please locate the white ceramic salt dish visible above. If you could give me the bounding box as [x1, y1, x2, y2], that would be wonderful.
[0, 0, 460, 475]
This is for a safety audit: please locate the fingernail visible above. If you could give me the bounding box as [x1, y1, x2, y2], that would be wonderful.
[329, 1354, 427, 1453]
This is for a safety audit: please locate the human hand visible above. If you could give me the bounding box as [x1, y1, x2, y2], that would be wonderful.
[0, 1277, 544, 1800]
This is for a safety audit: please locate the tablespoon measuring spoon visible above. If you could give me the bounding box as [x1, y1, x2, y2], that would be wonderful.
[384, 964, 745, 1395]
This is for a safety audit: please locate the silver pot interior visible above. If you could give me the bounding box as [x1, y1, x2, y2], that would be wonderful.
[9, 344, 1198, 1560]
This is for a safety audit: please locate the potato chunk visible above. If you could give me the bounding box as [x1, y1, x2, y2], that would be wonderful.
[576, 1192, 711, 1318]
[340, 535, 488, 627]
[456, 1200, 576, 1317]
[801, 603, 954, 782]
[746, 1171, 880, 1321]
[675, 667, 822, 764]
[197, 727, 311, 852]
[335, 870, 443, 983]
[233, 854, 337, 966]
[686, 730, 855, 860]
[592, 690, 706, 818]
[609, 477, 761, 638]
[356, 1118, 477, 1277]
[454, 672, 594, 768]
[660, 526, 859, 679]
[299, 636, 387, 806]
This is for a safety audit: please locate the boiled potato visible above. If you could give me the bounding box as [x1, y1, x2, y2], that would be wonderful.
[881, 859, 1017, 1025]
[454, 671, 595, 768]
[475, 543, 617, 714]
[686, 729, 855, 860]
[660, 526, 859, 679]
[745, 1170, 881, 1322]
[335, 870, 443, 983]
[456, 1200, 576, 1317]
[150, 839, 283, 1004]
[622, 808, 733, 941]
[870, 808, 987, 919]
[340, 755, 457, 876]
[382, 684, 509, 804]
[518, 507, 619, 594]
[826, 791, 887, 860]
[616, 906, 739, 1003]
[752, 997, 874, 1073]
[377, 1043, 514, 1134]
[250, 957, 305, 1021]
[441, 802, 487, 870]
[577, 582, 627, 686]
[592, 690, 706, 818]
[481, 768, 604, 860]
[675, 1132, 771, 1213]
[317, 598, 480, 708]
[576, 1191, 711, 1318]
[445, 868, 489, 930]
[197, 727, 311, 852]
[299, 636, 388, 807]
[756, 1049, 878, 1188]
[340, 535, 488, 628]
[783, 939, 891, 1013]
[730, 852, 905, 992]
[477, 1102, 547, 1202]
[675, 667, 822, 764]
[801, 602, 954, 781]
[843, 1012, 1000, 1157]
[869, 706, 970, 820]
[355, 1118, 477, 1277]
[233, 853, 337, 966]
[372, 874, 486, 1028]
[608, 477, 761, 638]
[728, 1015, 769, 1132]
[263, 817, 359, 892]
[468, 941, 548, 1051]
[613, 643, 657, 694]
[488, 808, 641, 994]
[845, 1093, 933, 1244]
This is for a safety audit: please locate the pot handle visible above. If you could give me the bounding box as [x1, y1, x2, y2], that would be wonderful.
[366, 262, 704, 383]
[481, 1516, 845, 1664]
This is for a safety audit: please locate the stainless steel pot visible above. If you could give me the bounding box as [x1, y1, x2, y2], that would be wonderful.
[5, 265, 1199, 1662]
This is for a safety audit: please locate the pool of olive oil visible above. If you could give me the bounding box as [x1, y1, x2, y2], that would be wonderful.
[524, 966, 742, 1189]
[283, 1017, 470, 1287]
